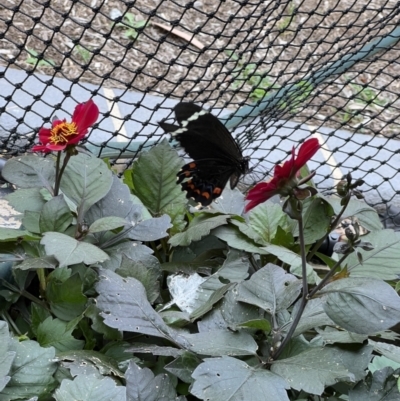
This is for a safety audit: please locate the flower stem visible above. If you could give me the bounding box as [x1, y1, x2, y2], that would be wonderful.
[272, 213, 308, 360]
[37, 267, 47, 296]
[54, 152, 71, 196]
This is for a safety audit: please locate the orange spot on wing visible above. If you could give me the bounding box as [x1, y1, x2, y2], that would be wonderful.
[213, 187, 222, 195]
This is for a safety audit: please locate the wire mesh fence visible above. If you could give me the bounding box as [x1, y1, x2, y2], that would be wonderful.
[1, 0, 400, 225]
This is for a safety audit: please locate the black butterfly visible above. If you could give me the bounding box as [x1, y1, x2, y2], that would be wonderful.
[159, 102, 249, 206]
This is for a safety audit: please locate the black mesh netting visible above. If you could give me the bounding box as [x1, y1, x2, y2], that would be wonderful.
[1, 0, 400, 227]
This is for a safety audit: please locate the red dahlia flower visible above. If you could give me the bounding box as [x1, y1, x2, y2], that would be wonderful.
[245, 138, 320, 212]
[32, 99, 99, 153]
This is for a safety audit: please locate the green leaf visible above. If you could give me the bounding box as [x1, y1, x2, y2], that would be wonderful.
[21, 210, 41, 233]
[346, 230, 400, 280]
[349, 367, 400, 401]
[291, 298, 334, 337]
[36, 316, 84, 352]
[0, 322, 15, 392]
[0, 339, 57, 401]
[248, 201, 289, 243]
[130, 139, 186, 214]
[46, 272, 87, 320]
[302, 197, 334, 245]
[368, 340, 400, 364]
[183, 330, 258, 356]
[88, 216, 127, 233]
[96, 269, 173, 339]
[39, 195, 73, 233]
[116, 254, 161, 303]
[0, 228, 38, 242]
[369, 356, 400, 373]
[237, 319, 271, 332]
[127, 214, 171, 242]
[2, 155, 55, 191]
[126, 360, 177, 401]
[85, 303, 122, 341]
[60, 152, 113, 215]
[57, 349, 124, 378]
[5, 188, 46, 213]
[169, 214, 231, 247]
[213, 225, 268, 254]
[271, 346, 362, 395]
[236, 263, 301, 314]
[311, 328, 367, 346]
[165, 352, 200, 383]
[262, 243, 320, 284]
[31, 303, 51, 336]
[329, 197, 383, 232]
[320, 277, 400, 334]
[54, 374, 125, 401]
[191, 356, 290, 401]
[41, 232, 109, 267]
[14, 255, 58, 271]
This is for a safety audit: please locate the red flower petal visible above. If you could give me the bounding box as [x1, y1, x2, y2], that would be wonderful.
[244, 180, 279, 212]
[72, 99, 99, 134]
[293, 138, 320, 171]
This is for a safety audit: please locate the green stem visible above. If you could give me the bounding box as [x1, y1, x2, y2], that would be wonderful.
[54, 152, 71, 196]
[1, 311, 21, 336]
[37, 267, 47, 297]
[272, 213, 308, 360]
[54, 152, 61, 196]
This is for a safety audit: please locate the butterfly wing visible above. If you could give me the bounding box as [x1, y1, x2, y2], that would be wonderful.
[159, 102, 248, 205]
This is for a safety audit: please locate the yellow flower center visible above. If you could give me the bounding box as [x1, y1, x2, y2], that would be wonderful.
[50, 122, 77, 145]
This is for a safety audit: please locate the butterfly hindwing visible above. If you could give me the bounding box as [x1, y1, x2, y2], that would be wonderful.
[159, 102, 249, 205]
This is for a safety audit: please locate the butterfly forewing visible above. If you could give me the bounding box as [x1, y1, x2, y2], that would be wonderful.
[159, 102, 248, 206]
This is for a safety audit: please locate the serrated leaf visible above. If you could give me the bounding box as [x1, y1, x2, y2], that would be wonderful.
[320, 277, 400, 334]
[5, 188, 46, 213]
[95, 269, 174, 340]
[349, 367, 400, 401]
[271, 346, 355, 395]
[248, 201, 289, 244]
[60, 152, 113, 215]
[130, 139, 186, 214]
[85, 303, 122, 341]
[2, 155, 55, 191]
[36, 316, 84, 352]
[190, 356, 289, 401]
[236, 264, 301, 314]
[0, 339, 57, 401]
[126, 360, 177, 401]
[39, 195, 73, 233]
[41, 232, 109, 267]
[169, 214, 231, 247]
[88, 216, 127, 233]
[46, 273, 87, 320]
[183, 330, 258, 356]
[346, 230, 400, 280]
[54, 374, 126, 401]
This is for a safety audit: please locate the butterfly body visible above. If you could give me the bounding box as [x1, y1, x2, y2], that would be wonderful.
[159, 102, 249, 206]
